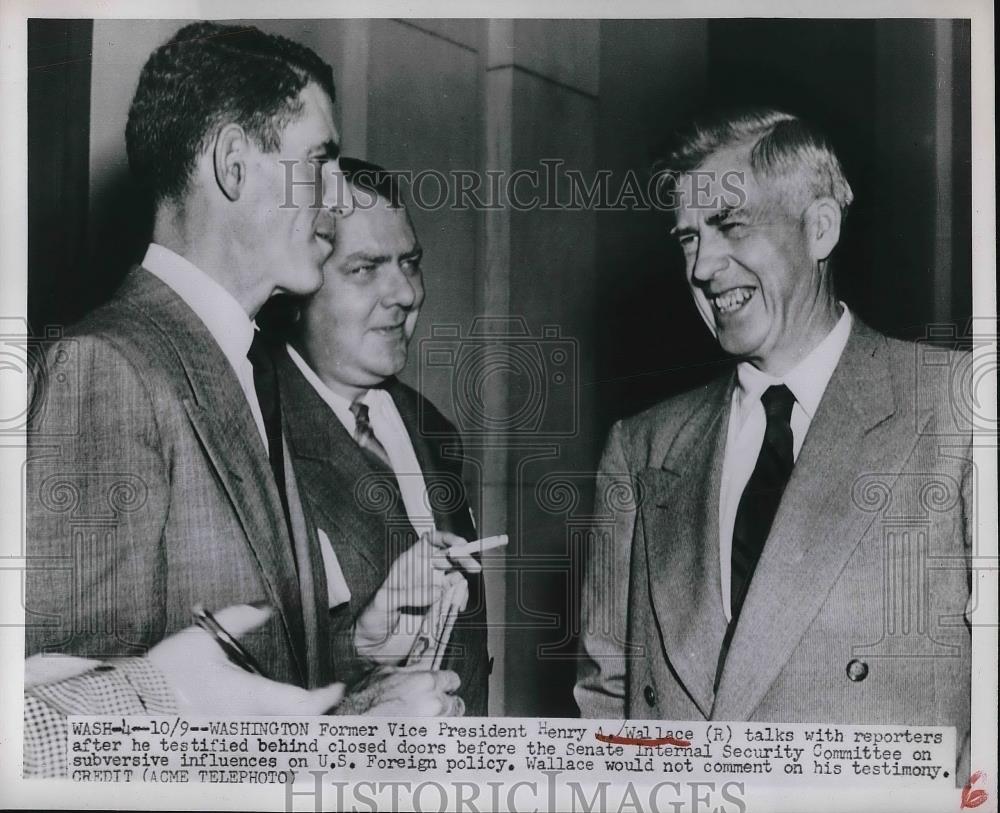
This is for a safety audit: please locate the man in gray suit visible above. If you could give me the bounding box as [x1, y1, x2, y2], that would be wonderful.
[577, 108, 971, 776]
[25, 22, 462, 715]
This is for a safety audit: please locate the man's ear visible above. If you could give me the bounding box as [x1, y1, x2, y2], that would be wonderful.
[805, 197, 842, 262]
[213, 124, 249, 202]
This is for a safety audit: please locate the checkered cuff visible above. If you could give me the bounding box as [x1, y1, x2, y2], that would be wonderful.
[23, 658, 178, 778]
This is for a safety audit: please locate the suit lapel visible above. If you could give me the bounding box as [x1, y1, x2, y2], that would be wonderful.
[713, 320, 910, 719]
[279, 431, 332, 686]
[278, 349, 399, 575]
[639, 376, 733, 718]
[120, 269, 307, 682]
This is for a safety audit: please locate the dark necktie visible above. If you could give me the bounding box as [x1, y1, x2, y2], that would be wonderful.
[730, 383, 797, 617]
[349, 400, 393, 470]
[715, 383, 796, 692]
[247, 332, 291, 526]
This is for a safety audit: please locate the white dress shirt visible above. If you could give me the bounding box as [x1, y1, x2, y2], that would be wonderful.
[141, 243, 268, 450]
[718, 305, 853, 620]
[286, 345, 437, 608]
[286, 344, 436, 535]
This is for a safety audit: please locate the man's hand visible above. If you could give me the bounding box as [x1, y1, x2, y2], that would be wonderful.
[355, 532, 478, 662]
[431, 529, 483, 575]
[335, 666, 465, 716]
[148, 604, 345, 715]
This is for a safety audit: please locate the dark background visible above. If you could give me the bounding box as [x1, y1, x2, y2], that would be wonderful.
[594, 18, 972, 425]
[27, 18, 972, 716]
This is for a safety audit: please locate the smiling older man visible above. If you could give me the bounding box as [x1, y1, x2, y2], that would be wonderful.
[576, 108, 972, 781]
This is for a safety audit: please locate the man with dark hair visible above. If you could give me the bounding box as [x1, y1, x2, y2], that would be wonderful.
[577, 107, 971, 777]
[125, 21, 339, 208]
[25, 23, 463, 717]
[263, 159, 490, 714]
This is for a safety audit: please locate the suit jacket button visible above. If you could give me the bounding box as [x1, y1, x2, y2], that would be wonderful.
[643, 685, 657, 706]
[846, 659, 869, 682]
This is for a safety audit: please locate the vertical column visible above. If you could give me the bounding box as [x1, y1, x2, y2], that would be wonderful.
[337, 19, 370, 156]
[478, 20, 515, 714]
[482, 19, 601, 716]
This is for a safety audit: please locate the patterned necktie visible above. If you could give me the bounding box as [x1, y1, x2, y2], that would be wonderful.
[350, 400, 393, 470]
[715, 383, 796, 693]
[247, 332, 291, 526]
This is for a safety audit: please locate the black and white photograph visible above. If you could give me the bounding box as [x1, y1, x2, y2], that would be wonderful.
[1, 2, 995, 811]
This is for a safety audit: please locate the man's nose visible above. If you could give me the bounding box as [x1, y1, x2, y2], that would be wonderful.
[322, 159, 354, 216]
[690, 233, 728, 283]
[382, 264, 419, 309]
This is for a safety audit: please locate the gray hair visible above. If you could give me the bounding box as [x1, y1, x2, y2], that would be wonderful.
[655, 107, 854, 215]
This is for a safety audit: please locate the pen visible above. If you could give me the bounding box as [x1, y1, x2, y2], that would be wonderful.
[191, 603, 265, 675]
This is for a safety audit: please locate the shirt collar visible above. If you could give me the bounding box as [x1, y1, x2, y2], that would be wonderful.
[285, 343, 381, 427]
[141, 243, 255, 367]
[734, 304, 853, 427]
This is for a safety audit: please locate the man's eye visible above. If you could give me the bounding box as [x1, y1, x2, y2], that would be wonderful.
[401, 259, 422, 274]
[719, 223, 747, 237]
[349, 264, 375, 275]
[676, 234, 698, 251]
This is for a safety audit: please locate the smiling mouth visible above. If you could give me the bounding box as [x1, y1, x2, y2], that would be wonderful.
[711, 286, 756, 314]
[372, 324, 405, 335]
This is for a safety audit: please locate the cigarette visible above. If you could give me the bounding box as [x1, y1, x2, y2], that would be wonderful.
[450, 534, 508, 557]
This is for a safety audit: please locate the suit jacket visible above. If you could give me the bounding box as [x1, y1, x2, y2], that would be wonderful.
[577, 319, 971, 770]
[276, 349, 490, 714]
[25, 268, 333, 689]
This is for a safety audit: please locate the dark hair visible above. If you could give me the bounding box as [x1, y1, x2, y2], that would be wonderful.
[340, 156, 404, 209]
[654, 106, 853, 215]
[126, 22, 336, 206]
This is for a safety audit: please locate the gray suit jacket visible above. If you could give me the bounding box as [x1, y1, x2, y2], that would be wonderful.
[277, 349, 490, 714]
[577, 320, 971, 768]
[25, 268, 333, 688]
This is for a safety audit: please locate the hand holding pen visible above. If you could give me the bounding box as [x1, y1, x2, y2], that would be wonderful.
[146, 604, 344, 715]
[145, 603, 462, 717]
[191, 603, 265, 675]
